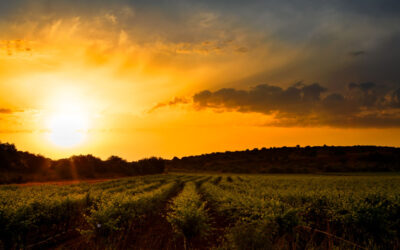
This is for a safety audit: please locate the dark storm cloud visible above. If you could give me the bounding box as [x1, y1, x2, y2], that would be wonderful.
[2, 0, 399, 42]
[192, 83, 400, 128]
[193, 83, 325, 115]
[193, 83, 326, 115]
[340, 33, 400, 84]
[217, 30, 400, 91]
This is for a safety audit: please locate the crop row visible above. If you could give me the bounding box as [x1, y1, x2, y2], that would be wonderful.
[1, 174, 400, 249]
[167, 181, 209, 248]
[0, 175, 184, 248]
[200, 175, 400, 249]
[85, 181, 180, 239]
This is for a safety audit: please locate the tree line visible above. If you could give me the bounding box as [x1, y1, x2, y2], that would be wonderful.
[167, 145, 400, 173]
[0, 142, 165, 184]
[2, 142, 400, 183]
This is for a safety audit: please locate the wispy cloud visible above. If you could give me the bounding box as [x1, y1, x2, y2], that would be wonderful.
[0, 108, 13, 114]
[0, 40, 32, 56]
[0, 129, 33, 134]
[0, 108, 24, 114]
[148, 97, 190, 113]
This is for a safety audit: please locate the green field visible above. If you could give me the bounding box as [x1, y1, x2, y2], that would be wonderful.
[1, 174, 400, 249]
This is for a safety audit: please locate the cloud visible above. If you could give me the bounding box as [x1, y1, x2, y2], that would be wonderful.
[235, 47, 249, 53]
[349, 50, 366, 57]
[0, 108, 25, 115]
[148, 97, 190, 113]
[0, 108, 14, 114]
[191, 82, 400, 128]
[1, 0, 399, 87]
[0, 40, 32, 56]
[193, 83, 326, 115]
[0, 129, 33, 134]
[1, 0, 400, 126]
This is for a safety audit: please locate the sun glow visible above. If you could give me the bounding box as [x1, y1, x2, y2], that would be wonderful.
[48, 113, 89, 147]
[45, 89, 91, 148]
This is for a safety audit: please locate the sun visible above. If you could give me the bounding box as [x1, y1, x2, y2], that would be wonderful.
[48, 112, 89, 147]
[45, 89, 91, 148]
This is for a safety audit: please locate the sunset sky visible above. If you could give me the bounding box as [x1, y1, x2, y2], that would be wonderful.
[1, 0, 400, 160]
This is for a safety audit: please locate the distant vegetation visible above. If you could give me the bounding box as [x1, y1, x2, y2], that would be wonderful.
[0, 142, 165, 184]
[2, 142, 400, 184]
[167, 145, 400, 173]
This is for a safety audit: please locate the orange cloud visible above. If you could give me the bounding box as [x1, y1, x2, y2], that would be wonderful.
[0, 40, 32, 56]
